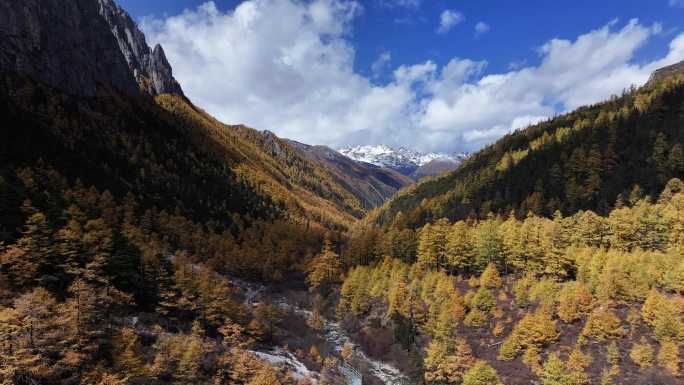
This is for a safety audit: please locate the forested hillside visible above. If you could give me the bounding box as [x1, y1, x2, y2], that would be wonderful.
[332, 179, 684, 385]
[372, 70, 684, 229]
[0, 0, 380, 383]
[3, 0, 684, 384]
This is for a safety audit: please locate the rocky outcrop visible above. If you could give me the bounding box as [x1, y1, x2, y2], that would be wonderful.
[0, 0, 183, 97]
[0, 0, 139, 97]
[647, 60, 684, 87]
[97, 0, 183, 96]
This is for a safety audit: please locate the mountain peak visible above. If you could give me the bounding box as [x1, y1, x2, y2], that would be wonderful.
[97, 0, 184, 97]
[338, 144, 469, 177]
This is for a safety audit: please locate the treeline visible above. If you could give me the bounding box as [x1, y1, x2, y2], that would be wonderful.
[337, 179, 684, 385]
[372, 71, 684, 229]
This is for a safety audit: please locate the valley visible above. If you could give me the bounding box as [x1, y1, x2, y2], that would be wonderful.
[1, 1, 684, 385]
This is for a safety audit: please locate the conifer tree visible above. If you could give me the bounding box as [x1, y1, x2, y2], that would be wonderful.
[307, 239, 342, 293]
[630, 338, 654, 370]
[15, 211, 53, 282]
[445, 221, 475, 274]
[657, 339, 681, 376]
[479, 263, 502, 289]
[112, 327, 146, 380]
[424, 338, 475, 384]
[557, 281, 593, 323]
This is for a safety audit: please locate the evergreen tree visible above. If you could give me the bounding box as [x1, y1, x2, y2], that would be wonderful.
[461, 361, 503, 385]
[307, 239, 342, 294]
[445, 221, 475, 274]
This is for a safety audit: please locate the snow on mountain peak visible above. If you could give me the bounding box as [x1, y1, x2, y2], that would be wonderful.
[337, 145, 468, 175]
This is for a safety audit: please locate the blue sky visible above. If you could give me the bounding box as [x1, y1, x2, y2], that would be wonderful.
[120, 0, 684, 152]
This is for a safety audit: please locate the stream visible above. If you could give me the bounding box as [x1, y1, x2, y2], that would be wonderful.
[233, 279, 409, 385]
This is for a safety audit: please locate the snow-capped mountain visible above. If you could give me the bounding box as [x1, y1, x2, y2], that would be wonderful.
[338, 145, 469, 177]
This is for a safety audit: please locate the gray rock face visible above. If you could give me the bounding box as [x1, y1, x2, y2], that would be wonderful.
[647, 60, 684, 87]
[0, 0, 139, 97]
[97, 0, 183, 96]
[0, 0, 183, 98]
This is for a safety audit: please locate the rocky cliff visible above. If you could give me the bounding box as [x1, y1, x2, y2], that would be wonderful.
[97, 0, 183, 96]
[0, 0, 183, 98]
[648, 60, 684, 86]
[0, 0, 138, 97]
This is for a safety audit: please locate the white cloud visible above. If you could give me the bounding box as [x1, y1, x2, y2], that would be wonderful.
[415, 19, 682, 150]
[371, 51, 392, 78]
[141, 0, 418, 149]
[670, 0, 684, 7]
[475, 21, 490, 36]
[437, 10, 464, 34]
[143, 4, 684, 153]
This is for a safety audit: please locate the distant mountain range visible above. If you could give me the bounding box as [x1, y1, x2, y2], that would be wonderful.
[285, 140, 413, 209]
[338, 145, 469, 179]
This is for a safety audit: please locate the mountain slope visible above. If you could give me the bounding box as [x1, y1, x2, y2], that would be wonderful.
[0, 0, 381, 235]
[287, 140, 414, 209]
[372, 63, 684, 228]
[411, 158, 463, 180]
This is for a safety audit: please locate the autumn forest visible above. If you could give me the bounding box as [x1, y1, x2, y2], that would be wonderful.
[3, 1, 684, 385]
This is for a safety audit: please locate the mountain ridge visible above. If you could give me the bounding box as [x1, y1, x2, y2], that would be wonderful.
[338, 144, 469, 178]
[286, 140, 414, 209]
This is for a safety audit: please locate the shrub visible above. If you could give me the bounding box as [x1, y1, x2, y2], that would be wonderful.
[606, 341, 620, 375]
[629, 338, 654, 370]
[539, 353, 571, 385]
[424, 338, 475, 384]
[522, 347, 542, 373]
[566, 347, 592, 385]
[462, 361, 503, 385]
[492, 322, 505, 337]
[464, 309, 488, 328]
[657, 339, 681, 375]
[498, 309, 558, 361]
[512, 274, 535, 307]
[600, 370, 615, 385]
[497, 290, 508, 302]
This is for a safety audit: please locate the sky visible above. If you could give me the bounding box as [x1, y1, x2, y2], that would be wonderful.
[118, 0, 684, 153]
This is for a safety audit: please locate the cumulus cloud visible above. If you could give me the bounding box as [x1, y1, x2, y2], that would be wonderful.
[475, 21, 490, 36]
[416, 19, 679, 149]
[143, 2, 684, 153]
[437, 10, 464, 34]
